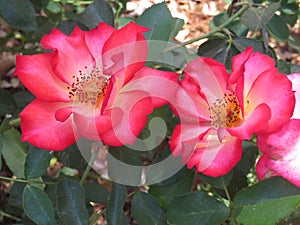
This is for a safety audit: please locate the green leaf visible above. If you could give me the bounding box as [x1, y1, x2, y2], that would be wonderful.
[45, 1, 61, 14]
[13, 90, 35, 110]
[56, 179, 89, 225]
[234, 177, 300, 225]
[232, 37, 265, 54]
[169, 18, 185, 40]
[83, 182, 109, 204]
[1, 128, 26, 178]
[199, 171, 233, 189]
[0, 136, 2, 169]
[79, 0, 114, 29]
[0, 89, 18, 116]
[280, 0, 299, 26]
[266, 14, 289, 42]
[210, 12, 248, 36]
[106, 183, 128, 225]
[55, 144, 87, 171]
[149, 170, 194, 209]
[25, 146, 52, 179]
[132, 192, 166, 225]
[198, 36, 266, 69]
[60, 166, 78, 176]
[240, 2, 280, 31]
[137, 2, 173, 41]
[166, 192, 230, 225]
[235, 141, 259, 175]
[23, 185, 56, 225]
[0, 0, 37, 30]
[136, 1, 183, 41]
[8, 182, 26, 208]
[57, 19, 88, 36]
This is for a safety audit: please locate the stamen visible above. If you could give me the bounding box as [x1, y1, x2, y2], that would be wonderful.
[209, 92, 243, 128]
[67, 66, 110, 108]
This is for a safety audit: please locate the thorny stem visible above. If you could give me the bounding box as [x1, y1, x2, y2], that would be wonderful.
[79, 149, 98, 185]
[0, 210, 22, 222]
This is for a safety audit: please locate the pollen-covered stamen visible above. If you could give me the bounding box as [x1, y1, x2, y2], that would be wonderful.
[67, 65, 110, 107]
[209, 93, 242, 128]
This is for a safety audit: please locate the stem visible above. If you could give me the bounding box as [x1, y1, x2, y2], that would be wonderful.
[0, 176, 56, 185]
[223, 183, 240, 225]
[109, 0, 123, 21]
[9, 118, 20, 127]
[181, 4, 250, 47]
[89, 208, 107, 225]
[79, 149, 98, 185]
[0, 46, 43, 54]
[0, 115, 11, 135]
[0, 210, 21, 222]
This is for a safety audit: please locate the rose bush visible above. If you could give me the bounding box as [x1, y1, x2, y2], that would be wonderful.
[0, 1, 300, 225]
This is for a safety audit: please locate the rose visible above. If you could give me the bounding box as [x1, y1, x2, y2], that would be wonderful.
[170, 48, 295, 176]
[15, 22, 178, 150]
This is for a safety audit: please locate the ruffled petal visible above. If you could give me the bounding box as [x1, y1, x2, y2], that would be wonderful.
[102, 22, 149, 83]
[256, 119, 300, 188]
[101, 90, 154, 146]
[288, 73, 300, 119]
[15, 53, 70, 102]
[184, 57, 229, 103]
[256, 154, 278, 180]
[72, 111, 113, 141]
[120, 67, 179, 108]
[178, 75, 211, 121]
[170, 124, 210, 162]
[229, 47, 252, 84]
[41, 27, 94, 84]
[187, 129, 242, 177]
[20, 100, 77, 150]
[85, 22, 115, 61]
[227, 103, 271, 140]
[246, 70, 295, 134]
[231, 48, 277, 97]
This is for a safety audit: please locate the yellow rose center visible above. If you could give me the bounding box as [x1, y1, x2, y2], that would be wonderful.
[67, 66, 110, 108]
[209, 93, 243, 128]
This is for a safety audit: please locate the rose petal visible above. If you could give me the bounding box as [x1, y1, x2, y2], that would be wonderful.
[184, 57, 229, 103]
[288, 73, 300, 119]
[246, 70, 295, 134]
[227, 103, 271, 140]
[85, 22, 115, 61]
[101, 94, 153, 146]
[15, 53, 70, 102]
[256, 154, 278, 180]
[41, 27, 94, 84]
[256, 119, 300, 188]
[102, 22, 149, 82]
[20, 100, 77, 150]
[187, 130, 242, 177]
